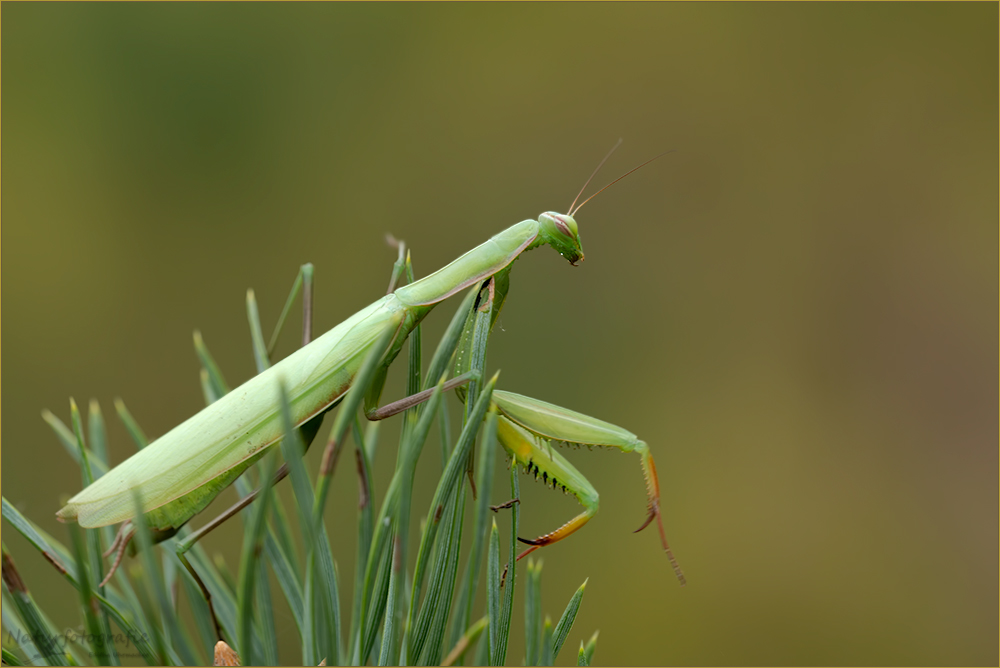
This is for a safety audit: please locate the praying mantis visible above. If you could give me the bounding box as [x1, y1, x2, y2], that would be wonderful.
[55, 145, 685, 638]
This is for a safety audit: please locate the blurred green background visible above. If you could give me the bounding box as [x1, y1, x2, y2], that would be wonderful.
[3, 3, 996, 665]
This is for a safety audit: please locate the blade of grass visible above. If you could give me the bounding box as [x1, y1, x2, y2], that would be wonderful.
[1, 647, 25, 666]
[254, 559, 279, 665]
[246, 288, 271, 374]
[2, 548, 64, 665]
[525, 558, 541, 667]
[193, 330, 230, 398]
[113, 397, 149, 449]
[376, 537, 401, 666]
[2, 595, 45, 666]
[176, 539, 246, 655]
[2, 498, 76, 583]
[86, 399, 109, 471]
[487, 519, 501, 667]
[580, 630, 598, 666]
[408, 373, 498, 625]
[551, 579, 587, 661]
[362, 377, 449, 664]
[69, 400, 121, 666]
[417, 485, 467, 666]
[408, 488, 460, 663]
[275, 382, 341, 666]
[236, 448, 280, 665]
[1, 497, 154, 654]
[67, 523, 113, 665]
[541, 615, 554, 667]
[349, 425, 376, 664]
[313, 319, 398, 534]
[131, 491, 191, 665]
[447, 405, 499, 657]
[358, 529, 393, 664]
[441, 615, 488, 667]
[495, 465, 520, 667]
[180, 569, 219, 658]
[40, 409, 108, 478]
[246, 280, 309, 654]
[266, 263, 313, 358]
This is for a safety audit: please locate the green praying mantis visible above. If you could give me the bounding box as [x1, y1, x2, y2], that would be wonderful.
[56, 145, 685, 636]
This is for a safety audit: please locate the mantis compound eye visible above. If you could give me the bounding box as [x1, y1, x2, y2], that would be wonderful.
[552, 214, 573, 237]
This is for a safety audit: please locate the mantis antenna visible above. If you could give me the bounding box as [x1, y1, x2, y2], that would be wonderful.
[569, 148, 676, 217]
[568, 138, 623, 214]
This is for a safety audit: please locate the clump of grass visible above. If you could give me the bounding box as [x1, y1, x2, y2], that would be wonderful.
[2, 266, 598, 666]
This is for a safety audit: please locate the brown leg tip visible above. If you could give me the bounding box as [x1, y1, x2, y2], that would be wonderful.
[633, 509, 656, 534]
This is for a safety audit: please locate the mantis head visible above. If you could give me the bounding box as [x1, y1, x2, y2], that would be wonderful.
[539, 212, 584, 265]
[543, 141, 671, 268]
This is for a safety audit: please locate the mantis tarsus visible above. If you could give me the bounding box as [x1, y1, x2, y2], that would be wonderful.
[56, 144, 685, 638]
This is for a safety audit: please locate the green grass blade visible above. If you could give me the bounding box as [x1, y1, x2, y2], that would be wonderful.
[447, 407, 498, 658]
[276, 382, 340, 666]
[180, 571, 218, 658]
[376, 539, 401, 666]
[473, 616, 491, 667]
[2, 647, 25, 666]
[175, 541, 241, 650]
[113, 397, 149, 449]
[496, 465, 520, 667]
[236, 448, 279, 665]
[40, 409, 108, 477]
[404, 255, 422, 428]
[581, 630, 599, 666]
[2, 497, 152, 650]
[487, 519, 500, 666]
[67, 523, 114, 665]
[350, 428, 376, 664]
[2, 548, 64, 665]
[131, 491, 196, 665]
[441, 615, 488, 667]
[358, 532, 392, 664]
[86, 399, 109, 469]
[266, 263, 312, 358]
[541, 615, 554, 667]
[525, 559, 542, 666]
[268, 487, 301, 574]
[246, 288, 272, 374]
[2, 498, 77, 583]
[552, 579, 587, 661]
[69, 400, 121, 666]
[93, 588, 159, 664]
[312, 320, 398, 534]
[254, 559, 280, 665]
[408, 373, 497, 625]
[262, 528, 305, 635]
[359, 376, 448, 664]
[408, 488, 459, 663]
[198, 369, 216, 405]
[192, 330, 230, 397]
[226, 445, 281, 664]
[1, 599, 39, 667]
[314, 527, 343, 666]
[2, 600, 45, 667]
[417, 486, 466, 666]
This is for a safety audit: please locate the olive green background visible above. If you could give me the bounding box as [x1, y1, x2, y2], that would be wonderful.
[3, 3, 996, 666]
